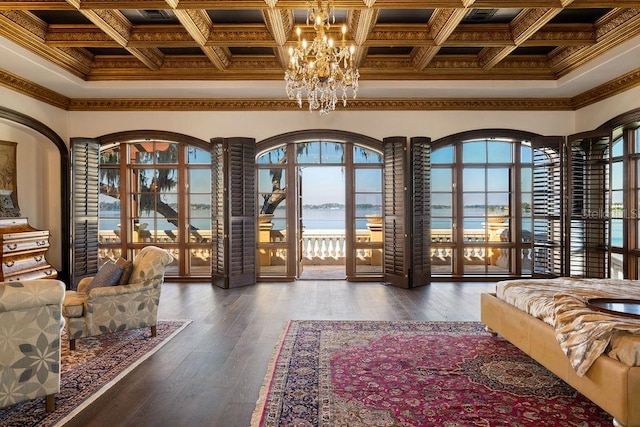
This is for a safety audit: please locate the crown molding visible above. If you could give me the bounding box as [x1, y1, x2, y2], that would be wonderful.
[0, 68, 70, 109]
[1, 66, 639, 112]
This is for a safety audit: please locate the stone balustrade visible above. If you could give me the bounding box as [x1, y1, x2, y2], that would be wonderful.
[98, 226, 528, 267]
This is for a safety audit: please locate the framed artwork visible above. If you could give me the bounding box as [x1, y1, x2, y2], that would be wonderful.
[0, 141, 19, 215]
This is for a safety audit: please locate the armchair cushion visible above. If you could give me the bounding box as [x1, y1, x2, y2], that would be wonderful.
[61, 292, 85, 318]
[0, 279, 65, 410]
[86, 261, 123, 292]
[115, 257, 133, 285]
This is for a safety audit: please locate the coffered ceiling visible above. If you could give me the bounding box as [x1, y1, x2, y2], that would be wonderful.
[0, 1, 639, 111]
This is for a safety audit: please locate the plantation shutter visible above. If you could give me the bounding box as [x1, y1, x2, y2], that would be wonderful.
[70, 138, 100, 288]
[410, 137, 431, 287]
[210, 137, 256, 288]
[383, 137, 410, 287]
[567, 131, 610, 278]
[531, 136, 564, 277]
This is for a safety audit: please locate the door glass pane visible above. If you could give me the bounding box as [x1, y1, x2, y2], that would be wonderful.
[130, 142, 154, 164]
[611, 161, 623, 190]
[487, 141, 511, 163]
[321, 142, 345, 163]
[355, 248, 383, 274]
[611, 253, 624, 279]
[186, 146, 211, 164]
[354, 146, 382, 163]
[463, 246, 486, 274]
[431, 218, 453, 242]
[490, 248, 510, 273]
[432, 193, 452, 216]
[355, 194, 382, 217]
[156, 143, 178, 164]
[100, 146, 120, 164]
[463, 169, 485, 191]
[296, 142, 321, 163]
[612, 139, 623, 157]
[463, 141, 486, 163]
[521, 167, 532, 190]
[432, 146, 454, 164]
[521, 145, 532, 163]
[355, 169, 382, 192]
[487, 168, 509, 191]
[611, 219, 623, 248]
[521, 248, 532, 274]
[258, 249, 288, 276]
[431, 248, 453, 274]
[189, 248, 211, 275]
[487, 193, 509, 216]
[463, 193, 484, 217]
[431, 168, 452, 190]
[257, 146, 286, 164]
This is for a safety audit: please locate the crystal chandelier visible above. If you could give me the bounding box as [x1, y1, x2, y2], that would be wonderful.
[285, 0, 359, 115]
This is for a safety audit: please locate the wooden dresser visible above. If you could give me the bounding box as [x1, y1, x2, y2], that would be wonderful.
[0, 218, 57, 281]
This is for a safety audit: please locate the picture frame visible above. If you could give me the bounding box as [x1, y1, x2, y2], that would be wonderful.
[0, 141, 19, 215]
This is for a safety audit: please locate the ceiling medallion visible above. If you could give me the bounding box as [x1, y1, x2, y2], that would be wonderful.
[285, 0, 359, 115]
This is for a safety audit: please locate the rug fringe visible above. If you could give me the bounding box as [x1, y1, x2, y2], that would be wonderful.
[250, 320, 292, 427]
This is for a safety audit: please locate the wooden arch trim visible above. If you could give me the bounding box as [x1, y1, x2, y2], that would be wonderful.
[256, 129, 383, 153]
[430, 128, 544, 148]
[96, 129, 210, 149]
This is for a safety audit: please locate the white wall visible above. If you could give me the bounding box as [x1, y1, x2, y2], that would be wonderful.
[68, 109, 576, 143]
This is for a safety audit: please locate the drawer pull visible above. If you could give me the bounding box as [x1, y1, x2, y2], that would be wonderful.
[36, 240, 47, 246]
[4, 261, 14, 267]
[44, 270, 53, 276]
[35, 255, 43, 262]
[7, 243, 17, 250]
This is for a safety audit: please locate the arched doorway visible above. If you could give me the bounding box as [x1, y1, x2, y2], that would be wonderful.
[430, 130, 541, 278]
[256, 131, 384, 281]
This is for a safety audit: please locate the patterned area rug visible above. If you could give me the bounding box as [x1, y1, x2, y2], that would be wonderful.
[252, 320, 613, 426]
[0, 320, 191, 427]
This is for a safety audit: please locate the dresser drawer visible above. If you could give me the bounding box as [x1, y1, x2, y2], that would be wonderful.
[2, 236, 50, 254]
[4, 268, 58, 282]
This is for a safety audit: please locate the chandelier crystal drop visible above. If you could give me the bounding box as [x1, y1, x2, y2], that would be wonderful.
[285, 0, 360, 115]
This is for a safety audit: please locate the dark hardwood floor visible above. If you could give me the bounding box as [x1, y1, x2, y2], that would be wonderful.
[63, 280, 497, 427]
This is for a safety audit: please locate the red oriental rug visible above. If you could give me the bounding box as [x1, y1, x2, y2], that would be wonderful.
[0, 320, 191, 427]
[252, 320, 613, 426]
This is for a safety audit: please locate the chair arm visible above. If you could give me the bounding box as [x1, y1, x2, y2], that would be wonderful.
[76, 277, 93, 293]
[0, 279, 65, 312]
[86, 280, 160, 301]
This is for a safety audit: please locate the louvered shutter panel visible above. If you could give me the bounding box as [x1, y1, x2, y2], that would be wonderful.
[210, 137, 256, 288]
[410, 137, 431, 287]
[211, 141, 225, 286]
[567, 132, 610, 278]
[383, 137, 410, 287]
[531, 137, 564, 277]
[70, 138, 100, 288]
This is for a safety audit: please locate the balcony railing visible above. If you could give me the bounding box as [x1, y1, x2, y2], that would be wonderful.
[98, 227, 517, 266]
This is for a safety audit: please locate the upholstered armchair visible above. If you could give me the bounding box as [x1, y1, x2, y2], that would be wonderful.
[62, 246, 173, 350]
[0, 279, 65, 412]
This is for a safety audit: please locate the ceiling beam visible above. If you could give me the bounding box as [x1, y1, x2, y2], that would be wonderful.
[0, 10, 92, 77]
[262, 7, 293, 69]
[412, 8, 468, 70]
[63, 0, 165, 70]
[478, 6, 573, 70]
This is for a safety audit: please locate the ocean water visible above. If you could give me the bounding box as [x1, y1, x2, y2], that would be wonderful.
[99, 207, 624, 246]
